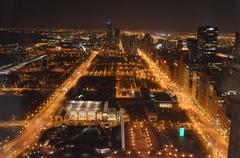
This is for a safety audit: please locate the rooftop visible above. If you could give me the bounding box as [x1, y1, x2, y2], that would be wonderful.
[65, 100, 102, 112]
[148, 92, 175, 102]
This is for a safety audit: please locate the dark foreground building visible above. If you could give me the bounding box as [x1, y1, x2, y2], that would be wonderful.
[228, 97, 240, 158]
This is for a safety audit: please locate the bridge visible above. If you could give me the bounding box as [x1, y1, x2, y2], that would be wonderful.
[0, 55, 47, 74]
[0, 88, 49, 92]
[0, 121, 26, 127]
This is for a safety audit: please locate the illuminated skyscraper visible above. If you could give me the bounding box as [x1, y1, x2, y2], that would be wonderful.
[197, 26, 219, 55]
[114, 28, 120, 49]
[105, 19, 113, 49]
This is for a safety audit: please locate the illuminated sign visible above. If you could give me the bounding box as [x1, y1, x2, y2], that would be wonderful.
[179, 127, 185, 137]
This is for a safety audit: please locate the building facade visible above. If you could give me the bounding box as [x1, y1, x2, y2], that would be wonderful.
[235, 32, 240, 58]
[228, 98, 240, 158]
[197, 26, 218, 55]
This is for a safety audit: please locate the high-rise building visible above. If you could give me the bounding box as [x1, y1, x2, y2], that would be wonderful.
[114, 28, 120, 42]
[130, 35, 139, 53]
[89, 32, 97, 46]
[186, 38, 198, 62]
[105, 20, 113, 49]
[219, 69, 240, 158]
[234, 31, 240, 58]
[228, 97, 240, 158]
[177, 40, 185, 51]
[197, 26, 219, 55]
[142, 34, 154, 52]
[121, 34, 139, 53]
[114, 28, 120, 49]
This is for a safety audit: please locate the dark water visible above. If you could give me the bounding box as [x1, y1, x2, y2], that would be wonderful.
[0, 53, 28, 67]
[0, 91, 47, 121]
[0, 31, 42, 45]
[0, 31, 42, 67]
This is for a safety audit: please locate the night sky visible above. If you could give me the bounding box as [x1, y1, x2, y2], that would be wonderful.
[0, 0, 240, 32]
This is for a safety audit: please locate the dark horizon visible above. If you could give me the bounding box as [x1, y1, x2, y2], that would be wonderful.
[0, 0, 240, 33]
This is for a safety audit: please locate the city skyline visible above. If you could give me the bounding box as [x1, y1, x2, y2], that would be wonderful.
[0, 1, 240, 158]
